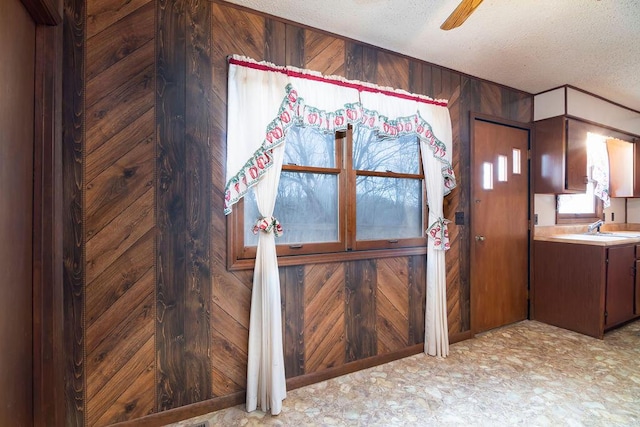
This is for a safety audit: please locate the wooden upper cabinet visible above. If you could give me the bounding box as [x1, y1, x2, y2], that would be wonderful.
[534, 115, 640, 195]
[534, 116, 588, 193]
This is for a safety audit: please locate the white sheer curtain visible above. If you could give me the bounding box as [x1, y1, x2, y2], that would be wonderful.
[419, 105, 454, 357]
[226, 57, 360, 415]
[246, 145, 286, 414]
[226, 56, 457, 414]
[360, 91, 454, 358]
[227, 60, 290, 415]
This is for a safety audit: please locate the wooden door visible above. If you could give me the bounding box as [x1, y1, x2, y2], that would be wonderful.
[471, 119, 529, 334]
[0, 0, 36, 425]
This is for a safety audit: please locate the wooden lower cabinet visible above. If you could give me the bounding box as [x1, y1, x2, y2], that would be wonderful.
[533, 240, 638, 339]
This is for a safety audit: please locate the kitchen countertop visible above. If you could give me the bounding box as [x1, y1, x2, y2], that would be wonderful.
[534, 231, 640, 246]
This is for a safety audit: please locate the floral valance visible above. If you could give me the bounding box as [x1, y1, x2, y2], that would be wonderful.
[224, 55, 456, 215]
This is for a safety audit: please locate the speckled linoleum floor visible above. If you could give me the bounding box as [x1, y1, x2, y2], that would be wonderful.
[169, 320, 640, 427]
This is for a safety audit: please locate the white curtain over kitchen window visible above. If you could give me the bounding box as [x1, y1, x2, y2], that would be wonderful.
[225, 55, 457, 415]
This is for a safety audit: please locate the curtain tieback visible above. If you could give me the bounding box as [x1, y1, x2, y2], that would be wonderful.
[252, 216, 283, 237]
[426, 217, 451, 251]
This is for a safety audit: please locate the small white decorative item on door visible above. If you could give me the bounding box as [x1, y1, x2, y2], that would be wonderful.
[224, 55, 456, 415]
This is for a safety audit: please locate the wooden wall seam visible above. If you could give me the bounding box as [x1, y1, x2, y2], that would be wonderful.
[62, 0, 85, 424]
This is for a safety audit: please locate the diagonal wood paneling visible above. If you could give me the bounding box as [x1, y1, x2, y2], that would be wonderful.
[85, 1, 154, 81]
[376, 51, 409, 91]
[304, 263, 345, 373]
[85, 137, 154, 240]
[84, 0, 156, 424]
[87, 334, 155, 426]
[85, 63, 154, 155]
[211, 269, 252, 396]
[86, 0, 150, 39]
[85, 291, 154, 425]
[85, 108, 154, 183]
[376, 258, 409, 355]
[211, 3, 265, 66]
[479, 81, 503, 116]
[210, 4, 266, 400]
[443, 72, 464, 335]
[305, 29, 345, 76]
[211, 267, 252, 396]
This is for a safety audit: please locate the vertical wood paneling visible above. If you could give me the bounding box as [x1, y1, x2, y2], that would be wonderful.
[280, 265, 305, 378]
[362, 45, 377, 83]
[408, 60, 423, 96]
[156, 0, 187, 411]
[184, 0, 212, 403]
[345, 259, 377, 362]
[265, 19, 285, 65]
[285, 24, 304, 67]
[345, 42, 363, 80]
[62, 0, 85, 423]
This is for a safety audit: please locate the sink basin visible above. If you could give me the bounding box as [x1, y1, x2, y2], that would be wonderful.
[554, 233, 630, 242]
[582, 231, 640, 238]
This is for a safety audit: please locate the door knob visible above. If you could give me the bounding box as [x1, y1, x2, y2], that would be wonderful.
[475, 235, 486, 241]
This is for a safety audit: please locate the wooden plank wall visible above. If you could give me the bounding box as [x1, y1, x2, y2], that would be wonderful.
[62, 0, 532, 425]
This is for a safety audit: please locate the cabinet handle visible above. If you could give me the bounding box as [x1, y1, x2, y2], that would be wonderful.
[583, 176, 589, 184]
[289, 244, 303, 249]
[475, 235, 486, 242]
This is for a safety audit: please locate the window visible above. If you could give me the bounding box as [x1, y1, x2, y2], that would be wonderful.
[230, 125, 427, 267]
[556, 181, 603, 224]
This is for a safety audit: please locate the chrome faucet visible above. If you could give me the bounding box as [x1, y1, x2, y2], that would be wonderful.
[587, 219, 604, 233]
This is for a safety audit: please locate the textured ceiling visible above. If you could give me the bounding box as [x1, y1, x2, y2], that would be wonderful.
[224, 0, 640, 112]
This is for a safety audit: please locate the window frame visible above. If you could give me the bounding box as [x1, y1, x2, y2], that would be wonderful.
[556, 192, 603, 224]
[228, 126, 429, 270]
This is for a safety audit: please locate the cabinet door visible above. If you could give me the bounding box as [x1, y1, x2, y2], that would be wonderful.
[607, 138, 634, 197]
[634, 142, 640, 197]
[565, 119, 589, 192]
[534, 116, 566, 193]
[606, 245, 635, 327]
[636, 259, 640, 315]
